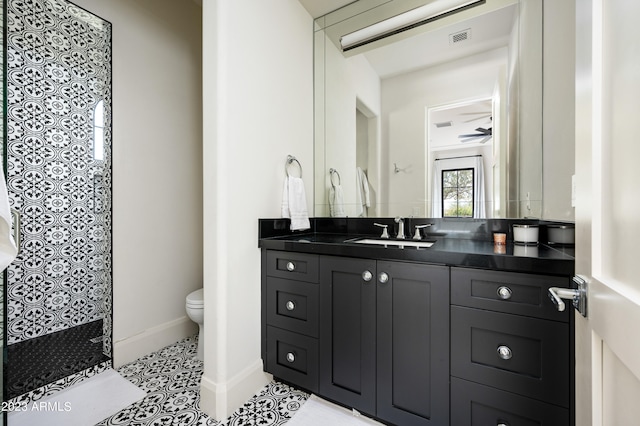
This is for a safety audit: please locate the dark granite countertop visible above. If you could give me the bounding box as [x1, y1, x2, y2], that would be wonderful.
[258, 219, 575, 277]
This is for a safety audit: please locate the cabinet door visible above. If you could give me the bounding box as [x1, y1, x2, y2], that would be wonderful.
[319, 256, 377, 414]
[376, 261, 450, 426]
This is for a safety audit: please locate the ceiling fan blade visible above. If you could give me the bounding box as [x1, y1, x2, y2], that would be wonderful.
[475, 127, 492, 134]
[458, 133, 483, 138]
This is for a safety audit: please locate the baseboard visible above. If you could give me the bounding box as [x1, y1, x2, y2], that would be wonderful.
[200, 359, 272, 421]
[113, 316, 198, 367]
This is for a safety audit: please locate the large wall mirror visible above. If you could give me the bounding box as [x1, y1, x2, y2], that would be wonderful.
[314, 0, 547, 219]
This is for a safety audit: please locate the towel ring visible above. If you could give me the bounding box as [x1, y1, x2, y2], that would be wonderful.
[286, 155, 302, 178]
[329, 168, 341, 187]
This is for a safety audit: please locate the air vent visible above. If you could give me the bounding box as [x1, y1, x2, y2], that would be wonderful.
[434, 121, 453, 128]
[450, 28, 471, 44]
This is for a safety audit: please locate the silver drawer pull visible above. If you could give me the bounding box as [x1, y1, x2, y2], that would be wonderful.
[497, 286, 512, 300]
[497, 423, 509, 426]
[497, 345, 512, 360]
[286, 261, 296, 271]
[362, 270, 373, 282]
[378, 272, 389, 283]
[285, 301, 296, 311]
[286, 352, 296, 363]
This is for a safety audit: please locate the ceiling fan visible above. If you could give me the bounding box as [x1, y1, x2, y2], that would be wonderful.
[458, 126, 492, 144]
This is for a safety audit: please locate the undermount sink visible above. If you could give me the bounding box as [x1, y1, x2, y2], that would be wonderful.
[349, 238, 435, 248]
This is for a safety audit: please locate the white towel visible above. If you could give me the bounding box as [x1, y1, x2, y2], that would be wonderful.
[0, 170, 17, 272]
[282, 176, 311, 231]
[355, 167, 370, 217]
[329, 185, 346, 217]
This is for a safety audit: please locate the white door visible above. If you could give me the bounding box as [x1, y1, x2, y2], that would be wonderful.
[574, 0, 640, 425]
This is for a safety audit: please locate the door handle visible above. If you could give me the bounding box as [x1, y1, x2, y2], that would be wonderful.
[548, 275, 587, 317]
[11, 208, 20, 254]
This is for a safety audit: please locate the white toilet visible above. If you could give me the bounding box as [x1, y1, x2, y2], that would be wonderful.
[186, 288, 204, 361]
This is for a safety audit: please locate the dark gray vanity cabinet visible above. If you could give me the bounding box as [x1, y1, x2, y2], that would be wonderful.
[263, 250, 320, 393]
[319, 256, 450, 426]
[261, 247, 574, 426]
[450, 267, 573, 425]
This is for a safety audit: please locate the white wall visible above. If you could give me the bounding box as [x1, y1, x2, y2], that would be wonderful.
[517, 0, 544, 217]
[316, 38, 381, 217]
[381, 49, 506, 217]
[201, 0, 313, 420]
[71, 0, 203, 366]
[542, 0, 575, 220]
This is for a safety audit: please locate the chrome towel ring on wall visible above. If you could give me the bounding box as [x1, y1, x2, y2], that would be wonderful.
[329, 168, 341, 187]
[286, 155, 302, 178]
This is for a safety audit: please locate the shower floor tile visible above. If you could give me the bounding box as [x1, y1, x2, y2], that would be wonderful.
[6, 320, 110, 400]
[97, 336, 309, 425]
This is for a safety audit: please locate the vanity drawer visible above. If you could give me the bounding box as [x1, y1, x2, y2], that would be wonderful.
[451, 306, 570, 407]
[451, 267, 570, 322]
[451, 377, 570, 426]
[266, 251, 319, 283]
[266, 326, 318, 393]
[266, 277, 318, 337]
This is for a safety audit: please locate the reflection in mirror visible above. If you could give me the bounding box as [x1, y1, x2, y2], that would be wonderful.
[429, 98, 494, 218]
[314, 0, 543, 219]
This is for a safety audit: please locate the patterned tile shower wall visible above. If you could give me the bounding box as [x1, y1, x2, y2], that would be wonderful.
[5, 0, 112, 356]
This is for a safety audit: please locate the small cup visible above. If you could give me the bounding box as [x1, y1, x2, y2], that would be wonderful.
[493, 233, 506, 245]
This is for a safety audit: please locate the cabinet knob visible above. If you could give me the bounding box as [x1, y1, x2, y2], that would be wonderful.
[497, 423, 510, 426]
[497, 286, 512, 300]
[362, 270, 373, 282]
[286, 352, 296, 363]
[285, 300, 296, 311]
[286, 261, 296, 271]
[378, 272, 389, 283]
[497, 345, 513, 360]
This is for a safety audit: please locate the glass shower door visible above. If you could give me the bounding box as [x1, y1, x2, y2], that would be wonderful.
[2, 0, 6, 423]
[4, 0, 112, 401]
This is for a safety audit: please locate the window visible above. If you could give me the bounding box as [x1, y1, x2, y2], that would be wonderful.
[93, 100, 104, 161]
[442, 168, 474, 218]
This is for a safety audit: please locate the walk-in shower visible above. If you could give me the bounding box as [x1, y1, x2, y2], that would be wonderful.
[3, 0, 112, 402]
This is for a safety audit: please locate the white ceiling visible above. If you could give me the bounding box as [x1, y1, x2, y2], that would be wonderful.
[300, 1, 516, 79]
[298, 0, 354, 19]
[430, 99, 493, 148]
[363, 4, 516, 78]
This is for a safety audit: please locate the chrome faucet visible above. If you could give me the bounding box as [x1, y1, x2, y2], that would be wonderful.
[374, 223, 390, 239]
[395, 217, 406, 239]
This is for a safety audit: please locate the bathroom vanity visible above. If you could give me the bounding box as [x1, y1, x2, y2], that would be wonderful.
[259, 218, 575, 426]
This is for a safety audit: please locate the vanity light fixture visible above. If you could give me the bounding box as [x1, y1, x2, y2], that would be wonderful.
[340, 0, 485, 51]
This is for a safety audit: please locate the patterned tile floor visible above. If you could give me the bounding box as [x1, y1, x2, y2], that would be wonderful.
[96, 336, 309, 425]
